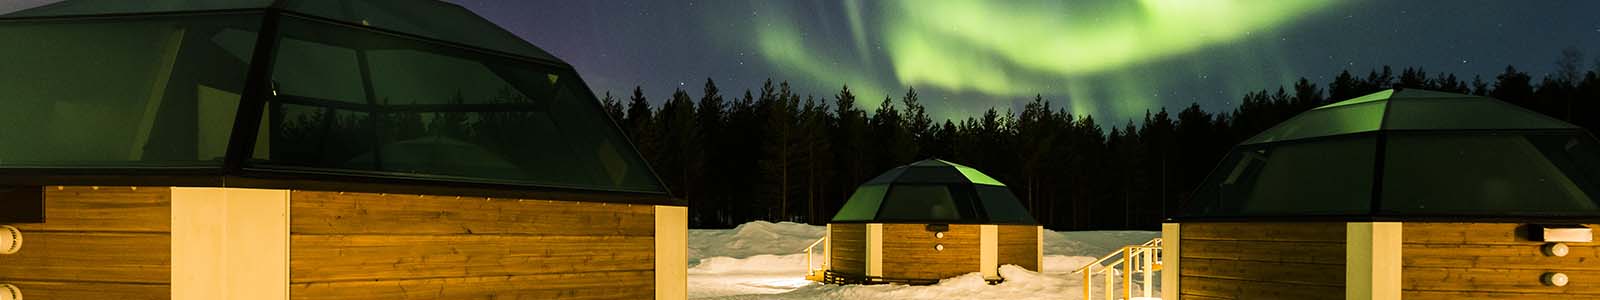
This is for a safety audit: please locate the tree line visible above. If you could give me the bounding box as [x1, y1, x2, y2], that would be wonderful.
[607, 49, 1600, 230]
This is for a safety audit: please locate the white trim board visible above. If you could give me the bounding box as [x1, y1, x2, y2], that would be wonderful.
[1346, 222, 1402, 300]
[170, 187, 289, 300]
[655, 206, 688, 300]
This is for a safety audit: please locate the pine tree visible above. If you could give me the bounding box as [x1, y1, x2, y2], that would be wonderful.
[759, 82, 803, 221]
[601, 91, 624, 123]
[902, 87, 932, 159]
[696, 79, 727, 225]
[830, 85, 869, 209]
[1492, 65, 1535, 107]
[1329, 70, 1361, 100]
[657, 88, 702, 224]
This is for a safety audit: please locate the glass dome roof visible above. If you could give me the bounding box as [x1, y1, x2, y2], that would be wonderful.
[1183, 89, 1600, 220]
[0, 0, 668, 200]
[832, 159, 1036, 225]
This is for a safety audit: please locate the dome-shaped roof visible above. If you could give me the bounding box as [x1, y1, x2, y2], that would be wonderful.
[3, 0, 559, 63]
[0, 0, 670, 202]
[1243, 88, 1576, 145]
[1183, 89, 1600, 221]
[832, 159, 1036, 224]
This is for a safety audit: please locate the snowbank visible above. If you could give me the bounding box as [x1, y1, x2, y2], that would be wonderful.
[689, 221, 826, 265]
[687, 221, 1160, 299]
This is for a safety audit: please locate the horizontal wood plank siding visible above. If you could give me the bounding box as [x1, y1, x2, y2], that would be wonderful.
[1180, 222, 1344, 300]
[14, 186, 170, 233]
[289, 191, 655, 300]
[996, 225, 1038, 271]
[290, 235, 654, 282]
[1180, 275, 1343, 300]
[881, 224, 979, 280]
[290, 270, 654, 300]
[829, 224, 866, 276]
[0, 280, 168, 300]
[0, 186, 171, 300]
[289, 191, 655, 236]
[1402, 222, 1600, 298]
[0, 232, 169, 283]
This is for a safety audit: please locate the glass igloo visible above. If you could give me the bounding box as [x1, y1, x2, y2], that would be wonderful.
[1185, 89, 1600, 220]
[0, 0, 665, 195]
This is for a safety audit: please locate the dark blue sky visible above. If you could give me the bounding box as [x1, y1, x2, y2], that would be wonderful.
[452, 0, 1600, 122]
[5, 0, 1598, 122]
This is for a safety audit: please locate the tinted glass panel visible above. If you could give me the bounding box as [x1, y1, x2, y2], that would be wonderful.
[1243, 101, 1385, 145]
[0, 14, 258, 167]
[254, 16, 662, 192]
[277, 0, 555, 60]
[1187, 136, 1376, 216]
[863, 166, 907, 185]
[893, 166, 966, 183]
[1385, 98, 1574, 131]
[832, 184, 888, 222]
[1382, 134, 1600, 214]
[878, 184, 973, 221]
[976, 185, 1035, 224]
[3, 0, 272, 18]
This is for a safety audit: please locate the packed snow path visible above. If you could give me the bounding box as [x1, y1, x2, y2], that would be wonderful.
[688, 221, 1159, 299]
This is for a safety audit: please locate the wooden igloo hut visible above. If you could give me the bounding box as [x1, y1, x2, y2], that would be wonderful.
[0, 1, 686, 299]
[821, 159, 1042, 284]
[1164, 88, 1600, 300]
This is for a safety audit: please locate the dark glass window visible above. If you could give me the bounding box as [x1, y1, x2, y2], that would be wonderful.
[1385, 99, 1573, 131]
[4, 0, 273, 18]
[1382, 134, 1600, 214]
[0, 14, 259, 167]
[976, 185, 1035, 224]
[1189, 136, 1377, 216]
[252, 16, 660, 192]
[878, 184, 971, 221]
[832, 184, 888, 222]
[1244, 101, 1384, 144]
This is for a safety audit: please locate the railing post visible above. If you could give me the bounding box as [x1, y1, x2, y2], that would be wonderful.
[1144, 247, 1154, 298]
[1123, 247, 1133, 300]
[1083, 267, 1092, 300]
[1104, 268, 1113, 300]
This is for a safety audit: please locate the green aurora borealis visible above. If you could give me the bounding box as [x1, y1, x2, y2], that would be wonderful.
[755, 0, 1330, 121]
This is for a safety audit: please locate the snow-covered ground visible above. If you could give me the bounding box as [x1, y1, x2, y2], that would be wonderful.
[688, 221, 1160, 299]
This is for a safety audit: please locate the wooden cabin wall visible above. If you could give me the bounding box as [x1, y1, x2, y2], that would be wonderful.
[996, 225, 1039, 271]
[1401, 223, 1600, 300]
[828, 223, 867, 276]
[1179, 222, 1345, 300]
[882, 224, 980, 280]
[0, 186, 172, 300]
[287, 191, 656, 300]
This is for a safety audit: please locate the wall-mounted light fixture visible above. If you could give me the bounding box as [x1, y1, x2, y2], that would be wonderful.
[0, 283, 19, 300]
[1529, 224, 1592, 243]
[1543, 243, 1570, 257]
[1543, 272, 1570, 287]
[935, 244, 944, 251]
[0, 225, 19, 255]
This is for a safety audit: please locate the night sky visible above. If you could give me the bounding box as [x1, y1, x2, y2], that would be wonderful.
[6, 0, 1600, 123]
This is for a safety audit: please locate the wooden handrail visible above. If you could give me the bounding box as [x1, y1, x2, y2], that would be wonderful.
[1076, 238, 1163, 300]
[805, 237, 827, 276]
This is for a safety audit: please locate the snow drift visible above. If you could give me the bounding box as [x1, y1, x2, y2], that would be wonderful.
[687, 221, 1158, 299]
